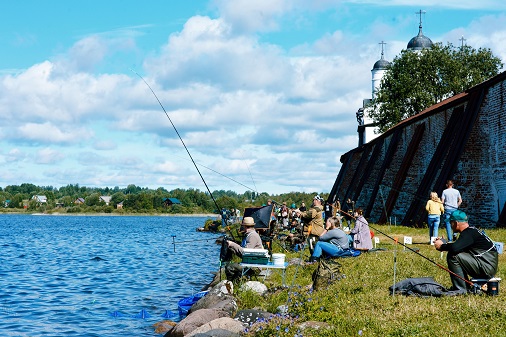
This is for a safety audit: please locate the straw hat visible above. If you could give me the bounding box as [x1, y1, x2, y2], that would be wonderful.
[243, 217, 256, 227]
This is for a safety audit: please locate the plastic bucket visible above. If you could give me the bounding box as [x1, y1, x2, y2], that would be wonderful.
[272, 253, 285, 266]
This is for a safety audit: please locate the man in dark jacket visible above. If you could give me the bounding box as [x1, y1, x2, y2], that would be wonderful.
[434, 210, 498, 293]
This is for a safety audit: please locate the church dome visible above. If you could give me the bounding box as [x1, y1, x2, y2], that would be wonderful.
[373, 57, 391, 70]
[407, 24, 433, 51]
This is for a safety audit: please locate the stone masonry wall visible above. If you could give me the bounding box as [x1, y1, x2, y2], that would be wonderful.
[332, 71, 506, 228]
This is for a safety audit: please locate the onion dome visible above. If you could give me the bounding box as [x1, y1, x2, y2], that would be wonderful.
[407, 10, 433, 51]
[372, 41, 391, 70]
[373, 56, 391, 70]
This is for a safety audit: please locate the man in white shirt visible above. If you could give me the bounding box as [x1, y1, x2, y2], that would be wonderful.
[441, 180, 462, 242]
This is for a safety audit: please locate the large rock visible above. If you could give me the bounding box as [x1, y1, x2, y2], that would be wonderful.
[189, 280, 237, 316]
[192, 328, 240, 337]
[165, 308, 228, 337]
[240, 281, 268, 295]
[186, 317, 245, 337]
[153, 320, 177, 334]
[234, 309, 272, 325]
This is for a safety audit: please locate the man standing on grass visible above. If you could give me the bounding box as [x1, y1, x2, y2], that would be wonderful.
[434, 210, 498, 294]
[441, 180, 462, 241]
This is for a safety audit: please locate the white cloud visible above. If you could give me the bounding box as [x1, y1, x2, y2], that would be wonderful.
[15, 122, 94, 144]
[213, 0, 291, 33]
[35, 147, 65, 164]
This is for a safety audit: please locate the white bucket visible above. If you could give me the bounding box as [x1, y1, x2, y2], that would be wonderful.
[272, 253, 285, 266]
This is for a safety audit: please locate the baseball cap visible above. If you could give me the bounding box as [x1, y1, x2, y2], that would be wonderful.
[449, 210, 468, 222]
[313, 195, 324, 202]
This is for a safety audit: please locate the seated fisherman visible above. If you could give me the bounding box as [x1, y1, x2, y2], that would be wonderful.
[225, 217, 264, 281]
[227, 216, 263, 257]
[308, 216, 349, 263]
[433, 210, 499, 294]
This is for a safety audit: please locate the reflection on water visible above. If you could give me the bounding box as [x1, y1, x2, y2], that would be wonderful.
[0, 214, 220, 336]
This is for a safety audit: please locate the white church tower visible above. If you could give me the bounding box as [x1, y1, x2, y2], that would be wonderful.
[371, 41, 390, 100]
[357, 10, 432, 146]
[358, 42, 390, 146]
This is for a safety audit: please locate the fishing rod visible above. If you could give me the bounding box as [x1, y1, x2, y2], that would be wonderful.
[170, 153, 257, 192]
[131, 69, 221, 213]
[338, 209, 479, 289]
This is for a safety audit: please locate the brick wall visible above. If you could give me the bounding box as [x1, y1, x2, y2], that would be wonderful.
[332, 71, 506, 228]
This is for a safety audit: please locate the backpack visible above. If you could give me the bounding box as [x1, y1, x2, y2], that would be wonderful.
[312, 259, 345, 291]
[389, 277, 448, 297]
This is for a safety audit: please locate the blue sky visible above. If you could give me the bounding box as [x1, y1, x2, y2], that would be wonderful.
[1, 1, 505, 195]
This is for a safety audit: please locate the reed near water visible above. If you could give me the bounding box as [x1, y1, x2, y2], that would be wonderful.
[233, 225, 506, 337]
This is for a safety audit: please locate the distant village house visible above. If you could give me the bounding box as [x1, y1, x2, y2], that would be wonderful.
[100, 196, 112, 206]
[32, 195, 47, 204]
[162, 198, 182, 207]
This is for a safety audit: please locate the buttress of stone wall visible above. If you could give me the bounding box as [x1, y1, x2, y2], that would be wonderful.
[461, 79, 506, 227]
[336, 150, 363, 211]
[332, 70, 506, 227]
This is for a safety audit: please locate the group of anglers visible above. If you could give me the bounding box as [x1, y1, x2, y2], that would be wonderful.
[221, 194, 373, 281]
[221, 185, 500, 295]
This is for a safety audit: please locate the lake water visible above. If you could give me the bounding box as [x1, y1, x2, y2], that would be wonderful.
[0, 214, 221, 336]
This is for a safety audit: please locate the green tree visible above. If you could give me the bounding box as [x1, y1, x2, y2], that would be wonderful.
[85, 193, 101, 206]
[111, 192, 125, 207]
[369, 42, 503, 133]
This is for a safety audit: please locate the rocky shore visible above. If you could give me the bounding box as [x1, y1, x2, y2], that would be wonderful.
[152, 259, 331, 337]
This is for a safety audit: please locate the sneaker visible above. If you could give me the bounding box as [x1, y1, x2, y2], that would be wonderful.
[305, 256, 319, 264]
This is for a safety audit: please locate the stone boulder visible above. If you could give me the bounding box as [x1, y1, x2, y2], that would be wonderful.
[240, 281, 268, 295]
[165, 308, 228, 337]
[192, 328, 241, 337]
[189, 280, 237, 316]
[234, 309, 272, 326]
[186, 317, 245, 337]
[153, 320, 177, 334]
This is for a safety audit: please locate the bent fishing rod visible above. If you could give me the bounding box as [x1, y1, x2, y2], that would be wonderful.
[131, 70, 221, 213]
[338, 209, 478, 289]
[132, 70, 243, 243]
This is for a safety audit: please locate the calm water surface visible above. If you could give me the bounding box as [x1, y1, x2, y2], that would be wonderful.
[0, 214, 221, 336]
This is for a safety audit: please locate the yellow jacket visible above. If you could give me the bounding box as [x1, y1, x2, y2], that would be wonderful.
[426, 199, 444, 215]
[301, 205, 325, 236]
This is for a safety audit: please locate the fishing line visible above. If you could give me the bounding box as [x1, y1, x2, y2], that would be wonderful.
[171, 237, 221, 245]
[131, 69, 221, 213]
[338, 209, 478, 288]
[243, 158, 258, 196]
[170, 153, 256, 192]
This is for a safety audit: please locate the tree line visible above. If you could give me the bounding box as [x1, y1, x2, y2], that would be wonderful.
[0, 183, 325, 215]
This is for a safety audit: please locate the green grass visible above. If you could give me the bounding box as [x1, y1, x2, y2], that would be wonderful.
[234, 225, 506, 337]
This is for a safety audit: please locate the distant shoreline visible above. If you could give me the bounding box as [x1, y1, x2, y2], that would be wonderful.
[0, 211, 219, 217]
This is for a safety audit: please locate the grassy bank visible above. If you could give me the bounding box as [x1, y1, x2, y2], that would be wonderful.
[232, 225, 506, 337]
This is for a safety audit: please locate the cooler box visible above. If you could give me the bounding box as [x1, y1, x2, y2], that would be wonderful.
[242, 248, 270, 265]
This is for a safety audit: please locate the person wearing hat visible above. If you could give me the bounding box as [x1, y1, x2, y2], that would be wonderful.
[296, 195, 325, 255]
[225, 216, 264, 281]
[434, 210, 498, 294]
[227, 216, 263, 257]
